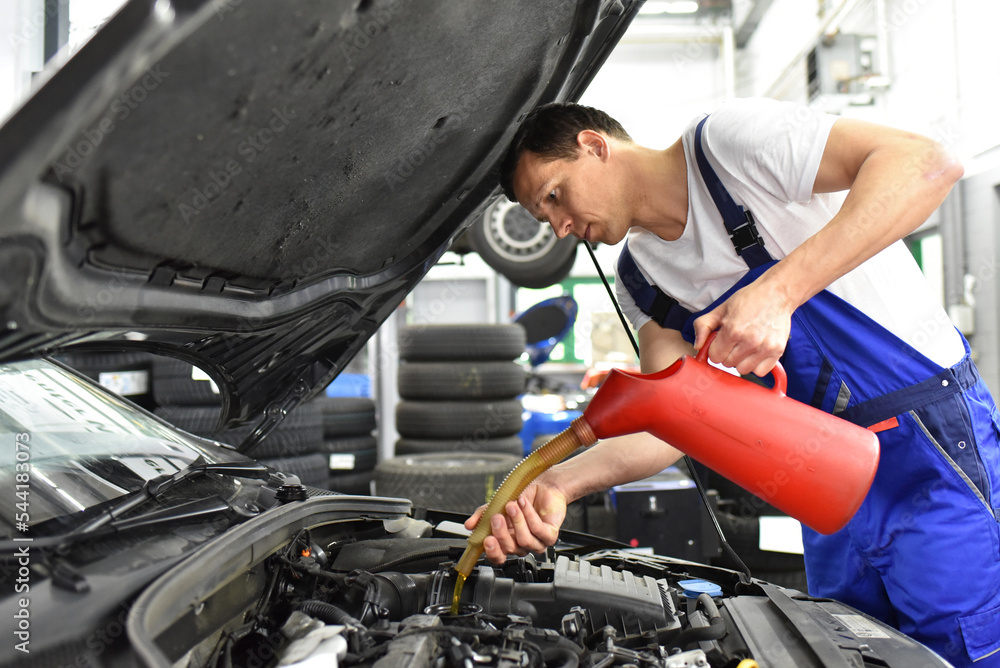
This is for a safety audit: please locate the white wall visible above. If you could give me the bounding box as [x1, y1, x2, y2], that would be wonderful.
[0, 0, 44, 122]
[885, 0, 1000, 174]
[953, 1, 1000, 172]
[881, 1, 959, 130]
[581, 34, 729, 147]
[0, 0, 126, 122]
[737, 0, 1000, 169]
[738, 0, 825, 102]
[67, 0, 126, 51]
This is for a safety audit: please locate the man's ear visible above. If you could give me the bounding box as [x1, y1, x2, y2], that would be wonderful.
[577, 130, 610, 161]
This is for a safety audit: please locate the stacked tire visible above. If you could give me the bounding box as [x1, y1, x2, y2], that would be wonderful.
[394, 324, 527, 457]
[374, 324, 528, 512]
[56, 351, 155, 410]
[373, 452, 522, 514]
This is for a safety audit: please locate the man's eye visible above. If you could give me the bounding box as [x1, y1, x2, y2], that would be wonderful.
[547, 190, 556, 202]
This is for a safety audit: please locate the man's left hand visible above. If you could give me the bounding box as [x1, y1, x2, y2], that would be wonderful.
[692, 280, 794, 376]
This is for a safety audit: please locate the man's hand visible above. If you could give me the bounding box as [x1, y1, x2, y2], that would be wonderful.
[692, 278, 794, 376]
[463, 479, 568, 564]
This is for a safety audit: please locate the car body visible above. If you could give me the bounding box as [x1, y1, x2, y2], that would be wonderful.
[0, 1, 953, 666]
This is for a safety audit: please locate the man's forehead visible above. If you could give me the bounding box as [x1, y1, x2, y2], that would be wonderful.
[513, 152, 552, 205]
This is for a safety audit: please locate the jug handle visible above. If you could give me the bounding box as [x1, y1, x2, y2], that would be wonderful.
[696, 331, 787, 396]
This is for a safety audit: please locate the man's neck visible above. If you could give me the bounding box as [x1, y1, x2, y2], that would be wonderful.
[625, 139, 688, 241]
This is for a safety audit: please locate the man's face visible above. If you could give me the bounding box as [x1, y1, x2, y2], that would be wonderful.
[511, 136, 627, 245]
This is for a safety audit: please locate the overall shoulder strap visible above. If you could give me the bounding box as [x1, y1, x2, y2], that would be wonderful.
[617, 241, 693, 331]
[615, 115, 777, 331]
[694, 116, 773, 269]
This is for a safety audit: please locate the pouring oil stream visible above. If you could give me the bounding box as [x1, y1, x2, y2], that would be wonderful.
[451, 417, 598, 613]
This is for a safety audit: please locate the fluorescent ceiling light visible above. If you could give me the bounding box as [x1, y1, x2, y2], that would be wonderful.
[640, 1, 700, 14]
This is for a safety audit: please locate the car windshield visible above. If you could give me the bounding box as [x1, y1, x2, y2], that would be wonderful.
[0, 357, 235, 538]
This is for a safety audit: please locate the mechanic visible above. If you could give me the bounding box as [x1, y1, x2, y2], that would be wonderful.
[465, 98, 1000, 666]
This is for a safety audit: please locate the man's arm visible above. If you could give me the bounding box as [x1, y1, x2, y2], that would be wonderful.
[693, 117, 964, 375]
[513, 323, 693, 508]
[466, 323, 694, 564]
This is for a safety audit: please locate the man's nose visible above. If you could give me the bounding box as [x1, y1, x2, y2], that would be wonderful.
[551, 215, 573, 239]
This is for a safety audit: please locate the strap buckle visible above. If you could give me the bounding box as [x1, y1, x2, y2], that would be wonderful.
[729, 209, 764, 254]
[649, 291, 679, 324]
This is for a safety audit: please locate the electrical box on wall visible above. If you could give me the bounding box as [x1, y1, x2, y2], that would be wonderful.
[807, 33, 882, 108]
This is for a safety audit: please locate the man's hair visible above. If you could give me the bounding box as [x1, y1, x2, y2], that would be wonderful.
[499, 102, 631, 202]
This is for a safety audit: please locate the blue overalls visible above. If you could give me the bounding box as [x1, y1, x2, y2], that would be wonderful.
[618, 117, 1000, 665]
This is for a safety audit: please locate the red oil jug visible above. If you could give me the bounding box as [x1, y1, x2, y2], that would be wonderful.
[584, 337, 880, 535]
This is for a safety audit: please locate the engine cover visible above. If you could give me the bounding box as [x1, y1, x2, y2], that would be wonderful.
[468, 556, 680, 638]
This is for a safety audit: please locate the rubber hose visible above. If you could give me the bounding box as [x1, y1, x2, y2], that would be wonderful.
[372, 572, 420, 621]
[370, 547, 453, 573]
[547, 635, 587, 655]
[523, 628, 585, 656]
[541, 647, 580, 668]
[455, 417, 597, 577]
[298, 600, 361, 627]
[670, 593, 726, 648]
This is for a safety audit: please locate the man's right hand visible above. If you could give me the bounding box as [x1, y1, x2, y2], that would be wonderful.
[463, 478, 568, 564]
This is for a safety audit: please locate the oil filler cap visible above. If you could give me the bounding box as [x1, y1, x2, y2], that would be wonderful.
[678, 579, 722, 599]
[275, 480, 308, 503]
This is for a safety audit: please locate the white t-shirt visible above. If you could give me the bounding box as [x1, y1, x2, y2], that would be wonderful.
[615, 97, 964, 369]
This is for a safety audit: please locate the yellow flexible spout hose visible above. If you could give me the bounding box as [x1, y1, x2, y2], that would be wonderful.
[454, 416, 598, 578]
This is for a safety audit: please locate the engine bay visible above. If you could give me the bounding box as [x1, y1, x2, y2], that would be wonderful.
[126, 497, 942, 668]
[196, 524, 752, 668]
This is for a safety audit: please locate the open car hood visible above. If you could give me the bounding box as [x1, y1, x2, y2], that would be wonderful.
[0, 0, 639, 449]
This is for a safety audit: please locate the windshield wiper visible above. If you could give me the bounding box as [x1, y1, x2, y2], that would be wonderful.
[0, 461, 270, 553]
[0, 492, 245, 556]
[0, 462, 270, 593]
[71, 460, 271, 536]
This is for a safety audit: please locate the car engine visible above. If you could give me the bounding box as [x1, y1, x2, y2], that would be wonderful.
[126, 499, 942, 668]
[211, 527, 741, 668]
